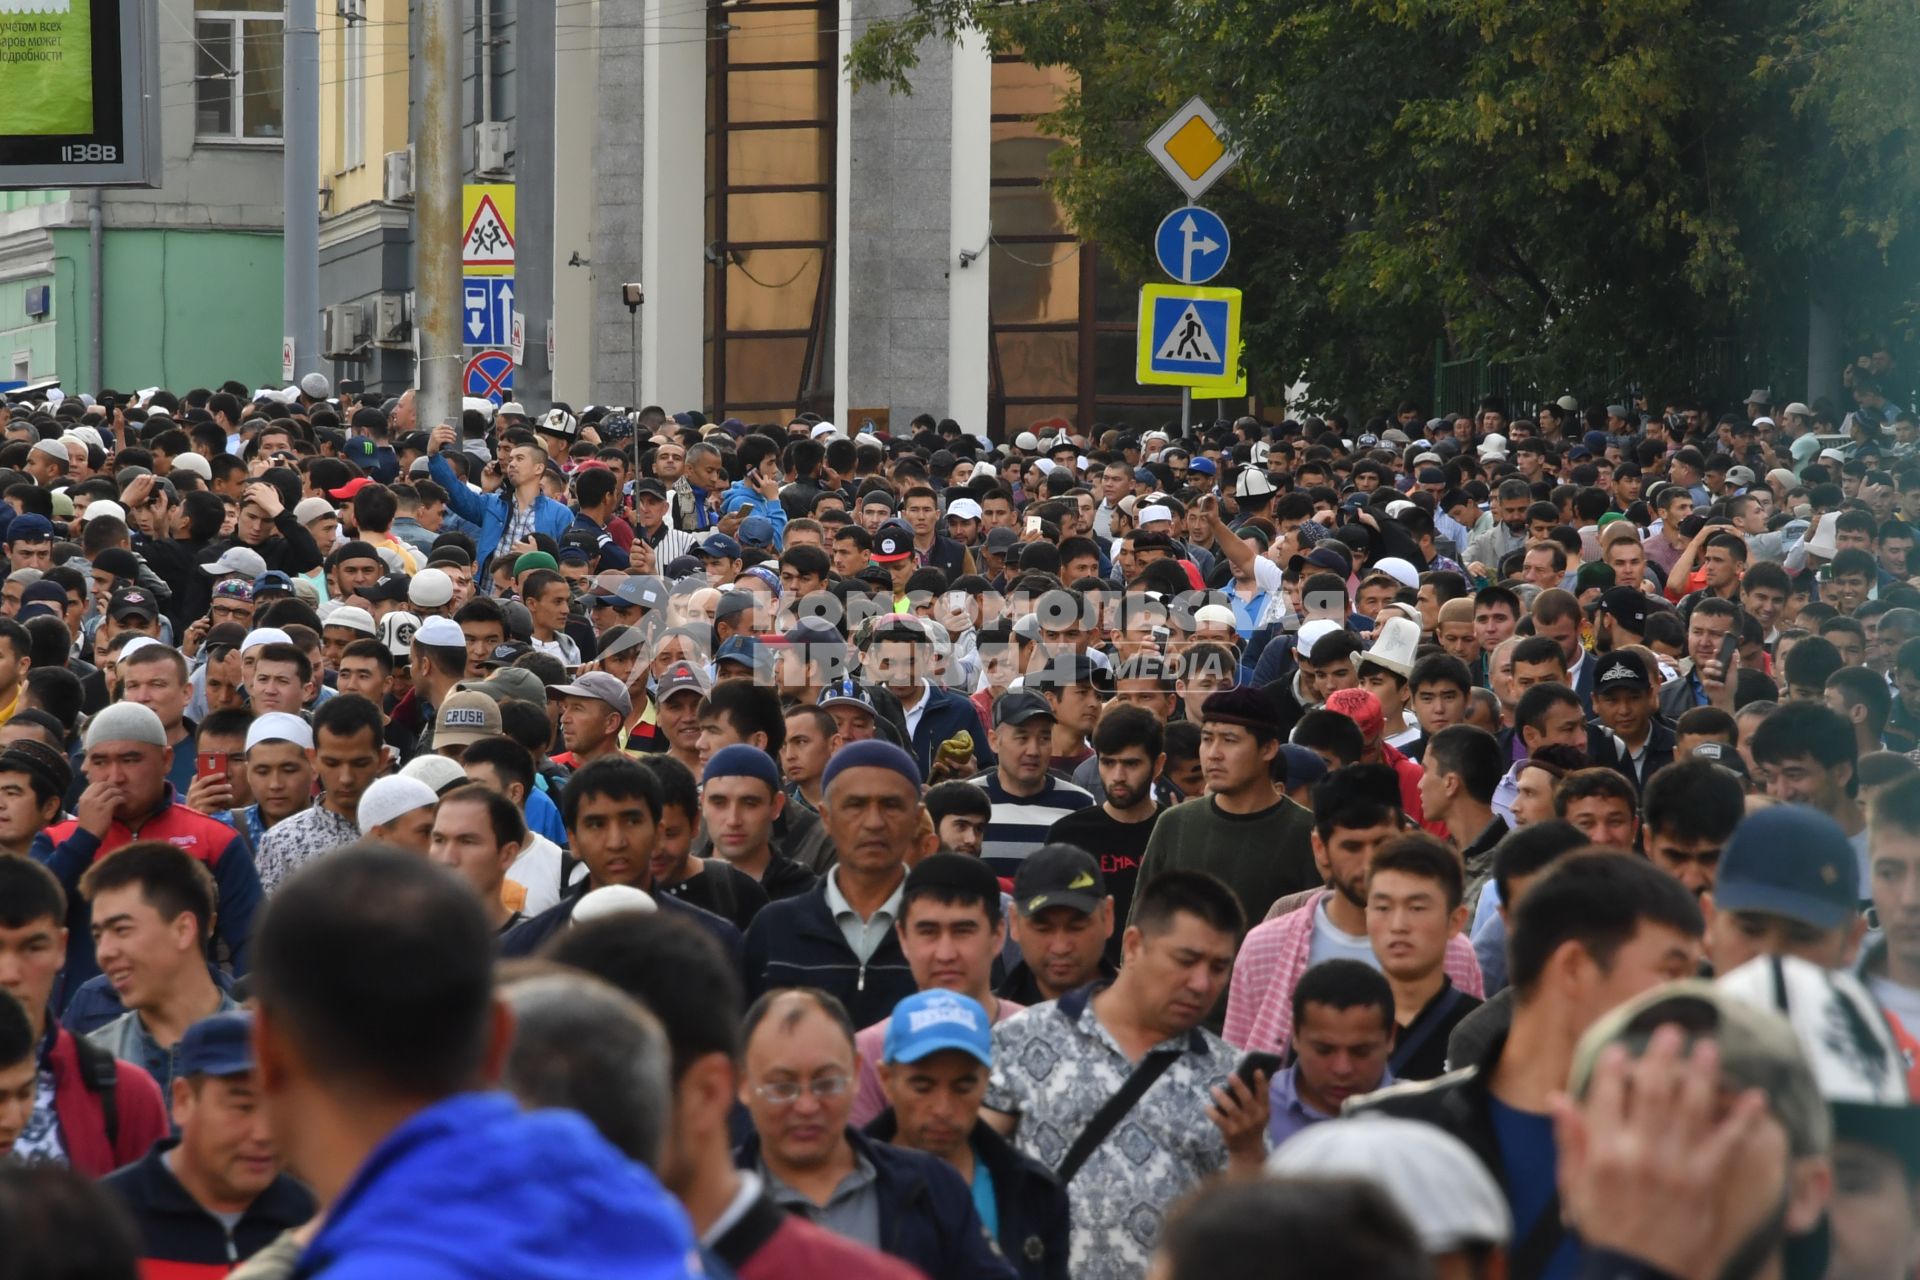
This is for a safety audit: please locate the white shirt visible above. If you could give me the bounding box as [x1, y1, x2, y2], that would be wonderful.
[898, 680, 932, 739]
[506, 832, 584, 916]
[1306, 897, 1378, 969]
[1869, 975, 1920, 1032]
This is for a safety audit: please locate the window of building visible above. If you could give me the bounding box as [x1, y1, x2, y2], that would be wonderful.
[195, 0, 286, 144]
[338, 12, 366, 170]
[987, 57, 1177, 437]
[704, 0, 837, 419]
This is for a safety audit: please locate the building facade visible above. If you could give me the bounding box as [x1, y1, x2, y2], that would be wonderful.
[0, 0, 284, 393]
[307, 0, 1183, 435]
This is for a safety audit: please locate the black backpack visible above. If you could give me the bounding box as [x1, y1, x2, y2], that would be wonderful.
[72, 1035, 119, 1147]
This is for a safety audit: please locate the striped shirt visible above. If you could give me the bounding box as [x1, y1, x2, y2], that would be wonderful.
[968, 772, 1095, 876]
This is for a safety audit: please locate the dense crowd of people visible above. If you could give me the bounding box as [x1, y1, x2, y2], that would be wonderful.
[0, 373, 1914, 1280]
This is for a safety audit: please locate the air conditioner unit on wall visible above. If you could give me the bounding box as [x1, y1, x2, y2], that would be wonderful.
[374, 292, 412, 348]
[384, 149, 413, 203]
[323, 302, 368, 360]
[475, 122, 513, 177]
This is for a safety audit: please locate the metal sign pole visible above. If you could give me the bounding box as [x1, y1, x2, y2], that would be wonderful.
[1181, 387, 1191, 434]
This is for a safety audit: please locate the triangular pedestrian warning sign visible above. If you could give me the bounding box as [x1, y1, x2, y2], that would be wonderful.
[1155, 303, 1220, 364]
[462, 195, 515, 267]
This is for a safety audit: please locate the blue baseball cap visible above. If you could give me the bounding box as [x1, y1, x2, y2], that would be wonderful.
[1189, 457, 1217, 476]
[1713, 805, 1860, 930]
[6, 514, 53, 543]
[177, 1011, 255, 1078]
[713, 634, 760, 669]
[253, 571, 295, 595]
[738, 516, 777, 549]
[882, 991, 993, 1066]
[697, 533, 742, 560]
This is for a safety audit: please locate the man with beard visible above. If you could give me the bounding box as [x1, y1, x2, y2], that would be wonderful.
[1046, 706, 1164, 959]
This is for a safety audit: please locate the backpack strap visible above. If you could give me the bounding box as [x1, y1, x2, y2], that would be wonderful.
[72, 1035, 120, 1150]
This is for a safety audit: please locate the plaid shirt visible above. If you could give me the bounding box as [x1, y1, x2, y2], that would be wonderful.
[1222, 890, 1484, 1053]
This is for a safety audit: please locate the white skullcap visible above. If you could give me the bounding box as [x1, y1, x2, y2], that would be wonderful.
[245, 712, 314, 752]
[1295, 618, 1341, 660]
[1267, 1116, 1512, 1253]
[571, 884, 657, 924]
[116, 637, 163, 662]
[357, 775, 439, 835]
[400, 754, 468, 794]
[414, 616, 465, 648]
[83, 702, 168, 750]
[168, 453, 212, 482]
[1371, 556, 1419, 589]
[82, 500, 126, 524]
[323, 605, 377, 637]
[241, 627, 293, 655]
[1137, 504, 1173, 524]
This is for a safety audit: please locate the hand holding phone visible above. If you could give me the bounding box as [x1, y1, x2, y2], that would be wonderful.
[196, 751, 230, 783]
[1234, 1050, 1284, 1090]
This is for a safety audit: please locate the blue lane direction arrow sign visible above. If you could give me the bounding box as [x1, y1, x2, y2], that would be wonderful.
[463, 277, 515, 346]
[1153, 206, 1230, 285]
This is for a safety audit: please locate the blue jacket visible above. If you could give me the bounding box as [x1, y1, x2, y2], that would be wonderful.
[291, 1092, 697, 1280]
[864, 1113, 1068, 1280]
[734, 1126, 1016, 1280]
[427, 451, 575, 573]
[720, 481, 789, 536]
[903, 685, 995, 777]
[742, 878, 916, 1028]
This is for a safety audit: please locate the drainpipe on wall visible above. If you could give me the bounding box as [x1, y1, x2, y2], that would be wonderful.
[87, 190, 102, 391]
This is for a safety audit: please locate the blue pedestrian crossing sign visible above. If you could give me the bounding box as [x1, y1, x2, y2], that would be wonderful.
[1136, 284, 1241, 386]
[1153, 206, 1230, 285]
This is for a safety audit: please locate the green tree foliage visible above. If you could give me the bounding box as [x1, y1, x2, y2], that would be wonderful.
[850, 0, 1920, 408]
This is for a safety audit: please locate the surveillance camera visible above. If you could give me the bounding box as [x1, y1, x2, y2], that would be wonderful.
[620, 283, 644, 308]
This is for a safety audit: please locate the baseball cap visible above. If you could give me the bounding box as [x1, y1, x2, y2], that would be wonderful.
[983, 526, 1018, 554]
[656, 661, 711, 704]
[1570, 979, 1830, 1158]
[713, 635, 761, 672]
[327, 476, 375, 502]
[251, 571, 295, 598]
[817, 677, 878, 715]
[1287, 544, 1352, 579]
[696, 533, 742, 561]
[882, 990, 993, 1067]
[946, 498, 983, 522]
[738, 517, 777, 550]
[1596, 587, 1654, 633]
[1012, 844, 1107, 917]
[1279, 744, 1330, 791]
[992, 688, 1055, 728]
[551, 671, 634, 720]
[479, 641, 531, 670]
[201, 546, 269, 580]
[176, 1012, 257, 1079]
[4, 514, 52, 543]
[1592, 650, 1652, 692]
[872, 522, 914, 563]
[1712, 804, 1860, 930]
[436, 689, 504, 747]
[1267, 1117, 1511, 1253]
[108, 587, 158, 622]
[293, 497, 336, 525]
[472, 666, 549, 710]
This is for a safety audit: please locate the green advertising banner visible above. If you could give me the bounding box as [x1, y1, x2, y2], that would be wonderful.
[0, 1, 93, 137]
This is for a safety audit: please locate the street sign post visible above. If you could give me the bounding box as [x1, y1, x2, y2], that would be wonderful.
[461, 184, 516, 276]
[463, 349, 515, 404]
[1144, 98, 1239, 202]
[462, 277, 516, 346]
[1137, 284, 1242, 386]
[1153, 206, 1230, 285]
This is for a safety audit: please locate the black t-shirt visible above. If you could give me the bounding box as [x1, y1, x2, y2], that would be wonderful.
[658, 859, 772, 930]
[1391, 979, 1484, 1082]
[1045, 804, 1163, 965]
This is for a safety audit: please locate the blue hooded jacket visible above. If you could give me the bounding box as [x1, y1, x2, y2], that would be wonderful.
[291, 1093, 698, 1280]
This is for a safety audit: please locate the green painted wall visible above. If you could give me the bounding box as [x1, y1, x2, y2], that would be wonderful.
[0, 275, 61, 385]
[49, 226, 282, 391]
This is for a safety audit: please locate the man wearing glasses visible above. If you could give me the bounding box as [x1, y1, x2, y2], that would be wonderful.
[734, 987, 1016, 1280]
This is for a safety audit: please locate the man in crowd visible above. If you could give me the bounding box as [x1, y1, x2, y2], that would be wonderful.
[1045, 705, 1164, 951]
[101, 1011, 316, 1274]
[1264, 960, 1396, 1147]
[983, 871, 1270, 1279]
[81, 843, 243, 1098]
[733, 987, 1015, 1280]
[971, 690, 1094, 875]
[254, 694, 389, 893]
